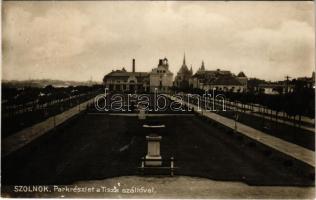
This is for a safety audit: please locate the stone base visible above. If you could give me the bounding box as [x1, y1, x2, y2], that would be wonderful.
[145, 155, 162, 166]
[138, 115, 146, 120]
[138, 110, 146, 120]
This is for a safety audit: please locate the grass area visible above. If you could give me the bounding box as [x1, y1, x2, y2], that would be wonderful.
[2, 93, 98, 138]
[2, 113, 314, 187]
[216, 110, 315, 151]
[184, 96, 314, 151]
[251, 110, 314, 128]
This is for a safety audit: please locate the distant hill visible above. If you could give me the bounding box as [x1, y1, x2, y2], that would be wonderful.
[2, 79, 101, 88]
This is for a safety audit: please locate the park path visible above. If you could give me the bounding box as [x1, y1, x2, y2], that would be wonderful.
[167, 95, 315, 167]
[2, 98, 95, 157]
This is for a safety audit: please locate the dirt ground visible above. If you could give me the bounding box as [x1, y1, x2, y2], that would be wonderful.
[9, 176, 313, 199]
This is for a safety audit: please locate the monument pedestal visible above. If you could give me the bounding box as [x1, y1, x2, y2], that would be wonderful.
[145, 155, 162, 166]
[145, 135, 162, 166]
[138, 109, 146, 120]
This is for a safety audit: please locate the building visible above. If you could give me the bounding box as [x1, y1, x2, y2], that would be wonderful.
[237, 71, 248, 91]
[258, 83, 294, 95]
[174, 54, 193, 89]
[103, 58, 173, 93]
[296, 71, 315, 89]
[257, 72, 315, 95]
[189, 61, 247, 92]
[149, 58, 174, 92]
[103, 59, 150, 93]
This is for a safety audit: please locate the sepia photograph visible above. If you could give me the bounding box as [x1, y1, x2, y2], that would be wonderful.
[1, 0, 315, 198]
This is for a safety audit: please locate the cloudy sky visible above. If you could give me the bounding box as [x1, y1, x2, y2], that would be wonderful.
[2, 1, 315, 82]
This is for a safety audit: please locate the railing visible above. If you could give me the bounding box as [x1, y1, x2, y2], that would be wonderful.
[138, 157, 178, 176]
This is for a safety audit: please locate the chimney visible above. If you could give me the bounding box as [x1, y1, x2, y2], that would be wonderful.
[132, 59, 135, 73]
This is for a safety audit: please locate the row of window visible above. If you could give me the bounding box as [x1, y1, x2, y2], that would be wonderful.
[106, 80, 138, 84]
[157, 70, 166, 73]
[108, 84, 148, 91]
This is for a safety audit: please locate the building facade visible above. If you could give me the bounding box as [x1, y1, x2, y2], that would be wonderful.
[103, 58, 173, 93]
[189, 61, 247, 92]
[174, 55, 193, 89]
[149, 58, 174, 92]
[103, 59, 150, 93]
[296, 72, 315, 89]
[258, 83, 294, 95]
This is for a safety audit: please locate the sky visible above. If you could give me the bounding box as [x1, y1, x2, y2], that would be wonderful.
[2, 1, 315, 82]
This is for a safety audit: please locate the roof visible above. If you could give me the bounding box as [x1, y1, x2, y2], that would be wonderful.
[237, 72, 246, 77]
[210, 75, 242, 86]
[105, 71, 149, 78]
[191, 69, 242, 86]
[177, 64, 191, 75]
[192, 70, 231, 79]
[103, 70, 149, 82]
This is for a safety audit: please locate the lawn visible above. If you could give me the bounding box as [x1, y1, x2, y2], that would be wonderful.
[182, 94, 315, 151]
[217, 110, 315, 151]
[2, 112, 314, 189]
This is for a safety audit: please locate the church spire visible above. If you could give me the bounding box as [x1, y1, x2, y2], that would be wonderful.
[183, 53, 186, 65]
[201, 60, 205, 71]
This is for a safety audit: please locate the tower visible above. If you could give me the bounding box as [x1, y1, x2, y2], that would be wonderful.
[132, 58, 135, 73]
[200, 60, 205, 71]
[181, 53, 188, 70]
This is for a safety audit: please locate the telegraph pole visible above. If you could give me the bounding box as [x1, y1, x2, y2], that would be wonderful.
[285, 75, 291, 93]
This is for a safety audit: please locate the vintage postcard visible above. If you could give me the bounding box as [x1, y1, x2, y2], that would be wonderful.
[1, 1, 315, 199]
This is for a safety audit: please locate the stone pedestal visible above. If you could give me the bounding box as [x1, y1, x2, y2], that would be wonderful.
[145, 135, 162, 166]
[138, 109, 146, 120]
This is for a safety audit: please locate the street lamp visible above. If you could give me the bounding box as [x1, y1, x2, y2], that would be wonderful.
[234, 106, 239, 133]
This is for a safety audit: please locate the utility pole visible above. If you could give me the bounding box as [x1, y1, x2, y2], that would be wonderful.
[234, 101, 239, 133]
[234, 110, 239, 133]
[285, 75, 291, 93]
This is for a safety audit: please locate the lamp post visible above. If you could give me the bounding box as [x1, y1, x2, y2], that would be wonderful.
[234, 109, 239, 133]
